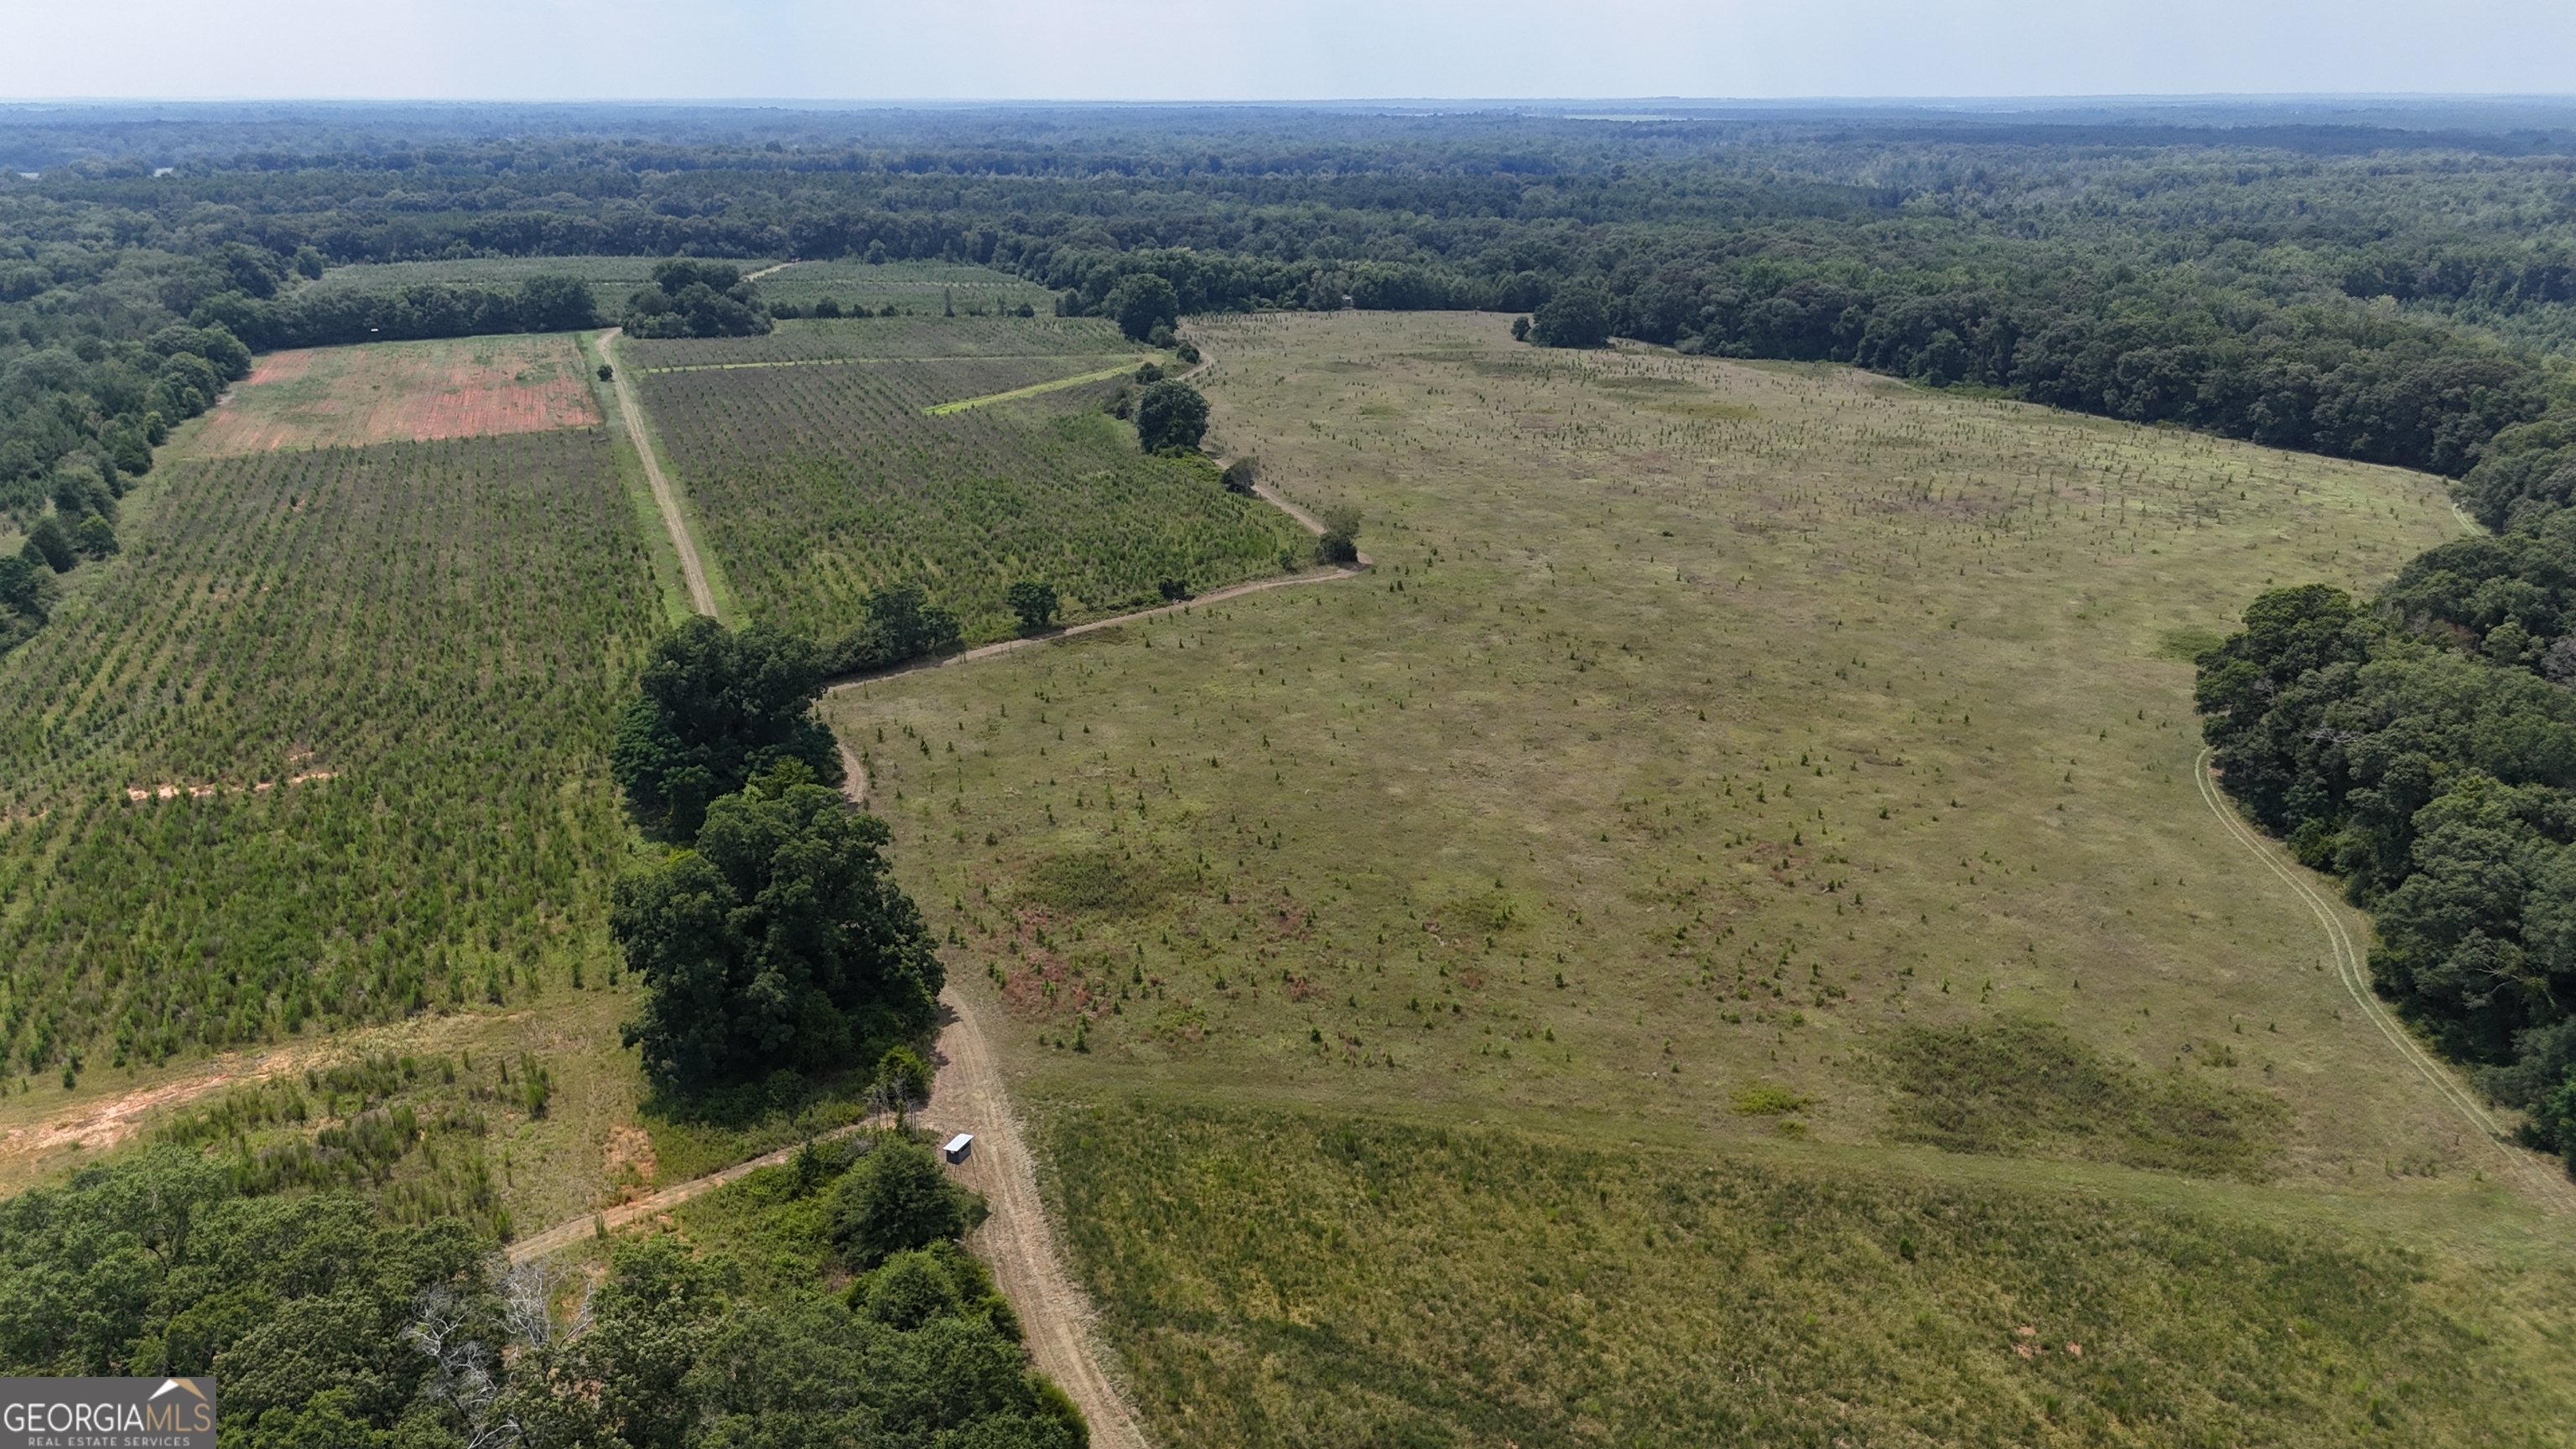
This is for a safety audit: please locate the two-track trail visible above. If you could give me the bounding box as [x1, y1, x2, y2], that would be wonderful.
[600, 326, 718, 618]
[2195, 748, 2576, 1213]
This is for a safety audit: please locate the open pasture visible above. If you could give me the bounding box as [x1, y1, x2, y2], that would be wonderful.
[1046, 1101, 2573, 1448]
[0, 428, 662, 1081]
[822, 309, 2576, 1439]
[188, 332, 600, 454]
[837, 309, 2482, 1182]
[631, 317, 1304, 644]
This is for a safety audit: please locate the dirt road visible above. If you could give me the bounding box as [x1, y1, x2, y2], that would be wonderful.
[600, 327, 719, 618]
[2195, 748, 2576, 1213]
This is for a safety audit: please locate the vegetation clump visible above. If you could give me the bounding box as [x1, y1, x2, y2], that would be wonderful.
[623, 259, 773, 339]
[1133, 379, 1209, 454]
[613, 761, 943, 1090]
[1876, 1016, 2288, 1180]
[610, 616, 845, 839]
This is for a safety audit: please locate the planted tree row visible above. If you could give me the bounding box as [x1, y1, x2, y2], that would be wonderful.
[637, 340, 1301, 647]
[0, 428, 664, 1078]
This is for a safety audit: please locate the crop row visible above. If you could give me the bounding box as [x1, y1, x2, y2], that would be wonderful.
[621, 314, 1143, 369]
[638, 359, 1306, 643]
[0, 429, 663, 1075]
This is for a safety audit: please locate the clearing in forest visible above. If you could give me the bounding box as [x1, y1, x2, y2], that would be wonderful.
[827, 310, 2576, 1446]
[189, 332, 602, 454]
[626, 314, 1304, 645]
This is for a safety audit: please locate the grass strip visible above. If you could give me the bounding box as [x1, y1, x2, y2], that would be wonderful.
[924, 363, 1145, 415]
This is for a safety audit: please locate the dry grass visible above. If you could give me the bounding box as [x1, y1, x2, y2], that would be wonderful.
[818, 310, 2576, 1440]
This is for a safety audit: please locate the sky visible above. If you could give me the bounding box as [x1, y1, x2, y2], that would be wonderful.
[6, 0, 2573, 101]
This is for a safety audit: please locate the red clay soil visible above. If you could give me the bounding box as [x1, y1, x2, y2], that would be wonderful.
[194, 335, 601, 454]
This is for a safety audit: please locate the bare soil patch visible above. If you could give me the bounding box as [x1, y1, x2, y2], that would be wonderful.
[191, 334, 601, 454]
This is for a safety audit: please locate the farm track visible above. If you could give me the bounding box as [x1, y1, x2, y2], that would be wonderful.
[2195, 748, 2576, 1213]
[589, 335, 1275, 1446]
[600, 327, 719, 617]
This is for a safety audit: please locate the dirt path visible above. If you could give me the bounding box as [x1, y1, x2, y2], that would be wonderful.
[507, 1120, 874, 1264]
[825, 474, 1363, 694]
[2195, 748, 2576, 1212]
[600, 327, 719, 618]
[911, 989, 1149, 1449]
[745, 261, 798, 282]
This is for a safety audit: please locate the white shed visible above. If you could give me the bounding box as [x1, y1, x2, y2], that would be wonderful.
[943, 1132, 974, 1164]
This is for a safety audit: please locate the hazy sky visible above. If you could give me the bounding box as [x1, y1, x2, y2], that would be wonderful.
[8, 0, 2573, 101]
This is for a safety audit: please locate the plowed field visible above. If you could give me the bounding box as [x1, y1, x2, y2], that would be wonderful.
[191, 333, 600, 454]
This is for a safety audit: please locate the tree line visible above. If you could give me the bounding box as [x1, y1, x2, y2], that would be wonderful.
[8, 107, 2576, 544]
[2196, 417, 2576, 1170]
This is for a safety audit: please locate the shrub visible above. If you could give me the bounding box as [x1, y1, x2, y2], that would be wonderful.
[829, 1135, 985, 1268]
[1316, 504, 1362, 565]
[874, 1045, 932, 1105]
[1219, 456, 1259, 495]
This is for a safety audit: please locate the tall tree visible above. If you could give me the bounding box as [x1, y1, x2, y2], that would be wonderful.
[613, 764, 943, 1090]
[1133, 380, 1209, 453]
[610, 618, 844, 840]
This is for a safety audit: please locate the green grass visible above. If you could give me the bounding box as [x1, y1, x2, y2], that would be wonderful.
[827, 310, 2480, 1182]
[303, 254, 734, 296]
[1876, 1015, 2291, 1180]
[818, 310, 2576, 1441]
[1042, 1100, 2573, 1448]
[753, 259, 1058, 315]
[627, 318, 1304, 644]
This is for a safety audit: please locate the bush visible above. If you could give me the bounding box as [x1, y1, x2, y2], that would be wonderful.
[1219, 456, 1259, 494]
[830, 1135, 985, 1268]
[1316, 504, 1362, 565]
[873, 1045, 932, 1105]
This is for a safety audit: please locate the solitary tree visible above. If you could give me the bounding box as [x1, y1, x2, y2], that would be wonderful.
[1135, 379, 1210, 453]
[1532, 283, 1614, 349]
[1005, 580, 1059, 634]
[614, 763, 943, 1090]
[1317, 504, 1363, 565]
[610, 617, 844, 839]
[1104, 273, 1181, 343]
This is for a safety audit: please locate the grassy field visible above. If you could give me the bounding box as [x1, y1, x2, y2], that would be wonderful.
[1045, 1102, 2572, 1447]
[822, 310, 2576, 1441]
[193, 332, 600, 453]
[754, 259, 1058, 315]
[627, 315, 1307, 644]
[302, 255, 746, 296]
